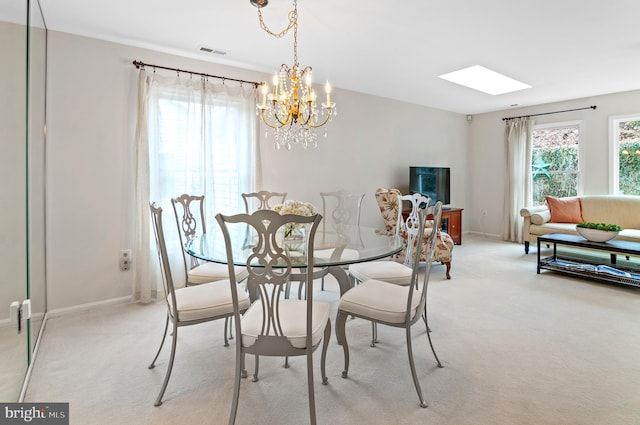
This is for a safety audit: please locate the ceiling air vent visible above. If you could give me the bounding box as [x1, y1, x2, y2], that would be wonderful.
[199, 47, 227, 56]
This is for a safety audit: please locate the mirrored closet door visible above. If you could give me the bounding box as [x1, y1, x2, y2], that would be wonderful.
[0, 0, 47, 401]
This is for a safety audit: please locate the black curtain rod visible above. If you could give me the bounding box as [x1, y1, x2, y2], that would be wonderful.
[502, 105, 597, 121]
[132, 60, 262, 88]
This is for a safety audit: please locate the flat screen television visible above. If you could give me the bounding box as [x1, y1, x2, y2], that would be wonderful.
[409, 166, 451, 206]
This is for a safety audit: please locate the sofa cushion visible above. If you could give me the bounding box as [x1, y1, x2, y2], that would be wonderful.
[580, 195, 640, 229]
[529, 222, 577, 236]
[531, 210, 551, 225]
[546, 196, 583, 223]
[616, 228, 640, 242]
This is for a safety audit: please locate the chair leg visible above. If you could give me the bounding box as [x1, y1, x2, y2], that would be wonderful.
[421, 305, 430, 333]
[424, 291, 442, 368]
[321, 320, 331, 385]
[335, 311, 350, 378]
[154, 322, 178, 406]
[405, 326, 428, 408]
[252, 354, 260, 382]
[149, 315, 169, 370]
[444, 261, 451, 280]
[306, 351, 318, 425]
[284, 280, 292, 299]
[228, 341, 243, 425]
[370, 322, 378, 347]
[241, 353, 248, 379]
[223, 317, 230, 347]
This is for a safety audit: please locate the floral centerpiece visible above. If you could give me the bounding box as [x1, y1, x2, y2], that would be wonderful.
[273, 200, 317, 238]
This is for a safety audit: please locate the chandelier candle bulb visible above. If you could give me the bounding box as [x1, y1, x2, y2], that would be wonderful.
[261, 84, 268, 108]
[325, 81, 331, 105]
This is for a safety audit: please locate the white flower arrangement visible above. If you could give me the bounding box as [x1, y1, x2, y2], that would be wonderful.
[273, 200, 316, 238]
[273, 200, 316, 217]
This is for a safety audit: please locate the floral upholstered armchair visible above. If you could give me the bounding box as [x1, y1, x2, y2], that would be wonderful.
[375, 188, 453, 279]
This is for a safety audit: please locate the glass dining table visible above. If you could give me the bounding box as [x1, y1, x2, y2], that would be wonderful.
[184, 223, 404, 296]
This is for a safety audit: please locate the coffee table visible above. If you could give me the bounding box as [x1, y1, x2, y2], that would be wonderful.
[537, 233, 640, 288]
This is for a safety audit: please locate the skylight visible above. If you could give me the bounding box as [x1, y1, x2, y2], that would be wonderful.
[438, 65, 531, 95]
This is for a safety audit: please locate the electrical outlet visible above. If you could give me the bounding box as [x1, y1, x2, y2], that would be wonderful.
[119, 249, 132, 271]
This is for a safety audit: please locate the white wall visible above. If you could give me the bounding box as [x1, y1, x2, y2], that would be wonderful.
[46, 30, 469, 310]
[257, 87, 471, 228]
[469, 89, 640, 238]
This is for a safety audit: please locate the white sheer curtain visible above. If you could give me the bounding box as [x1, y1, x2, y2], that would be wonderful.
[133, 68, 260, 302]
[503, 118, 533, 243]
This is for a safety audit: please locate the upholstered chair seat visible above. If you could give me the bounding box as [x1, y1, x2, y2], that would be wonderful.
[339, 279, 421, 323]
[349, 261, 412, 286]
[168, 280, 250, 322]
[187, 262, 249, 284]
[240, 300, 330, 349]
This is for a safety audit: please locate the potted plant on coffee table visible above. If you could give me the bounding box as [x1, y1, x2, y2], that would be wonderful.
[576, 222, 622, 242]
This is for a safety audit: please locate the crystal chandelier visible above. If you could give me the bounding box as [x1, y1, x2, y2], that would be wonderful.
[251, 0, 336, 150]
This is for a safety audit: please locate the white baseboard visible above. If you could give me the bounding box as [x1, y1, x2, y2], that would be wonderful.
[47, 295, 133, 318]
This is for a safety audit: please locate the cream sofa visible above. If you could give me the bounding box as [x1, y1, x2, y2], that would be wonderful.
[520, 195, 640, 253]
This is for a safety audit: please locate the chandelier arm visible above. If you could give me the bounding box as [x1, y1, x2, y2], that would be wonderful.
[259, 108, 293, 129]
[308, 112, 333, 129]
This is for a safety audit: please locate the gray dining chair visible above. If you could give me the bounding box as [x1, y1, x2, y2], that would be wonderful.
[336, 202, 444, 408]
[216, 209, 330, 425]
[172, 194, 250, 345]
[148, 203, 250, 406]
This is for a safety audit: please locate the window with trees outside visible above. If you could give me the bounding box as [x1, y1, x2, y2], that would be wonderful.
[531, 121, 582, 206]
[610, 115, 640, 195]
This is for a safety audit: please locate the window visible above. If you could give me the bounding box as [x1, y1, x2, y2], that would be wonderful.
[148, 78, 258, 219]
[531, 121, 582, 205]
[610, 115, 640, 195]
[144, 77, 258, 282]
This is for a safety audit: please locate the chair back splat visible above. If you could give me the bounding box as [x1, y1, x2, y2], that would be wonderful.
[241, 190, 287, 213]
[398, 192, 431, 267]
[171, 194, 206, 272]
[216, 209, 331, 425]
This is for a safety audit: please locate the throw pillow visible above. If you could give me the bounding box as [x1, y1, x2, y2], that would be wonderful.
[545, 196, 583, 223]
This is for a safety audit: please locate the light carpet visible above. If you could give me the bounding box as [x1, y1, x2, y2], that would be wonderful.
[24, 235, 640, 425]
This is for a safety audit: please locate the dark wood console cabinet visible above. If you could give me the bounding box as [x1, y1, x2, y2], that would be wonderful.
[403, 207, 463, 245]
